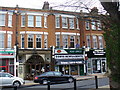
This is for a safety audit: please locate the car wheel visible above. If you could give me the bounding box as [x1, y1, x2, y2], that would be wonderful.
[13, 81, 21, 87]
[68, 78, 73, 83]
[42, 80, 48, 85]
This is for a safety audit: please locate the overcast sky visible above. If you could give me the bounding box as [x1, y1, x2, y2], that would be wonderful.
[1, 0, 105, 13]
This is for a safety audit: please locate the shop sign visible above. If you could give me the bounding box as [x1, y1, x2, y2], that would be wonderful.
[55, 49, 83, 54]
[60, 61, 83, 65]
[93, 49, 105, 55]
[55, 54, 84, 59]
[0, 50, 15, 58]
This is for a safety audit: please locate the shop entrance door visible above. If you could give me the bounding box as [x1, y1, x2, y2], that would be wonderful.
[79, 64, 84, 76]
[102, 62, 106, 72]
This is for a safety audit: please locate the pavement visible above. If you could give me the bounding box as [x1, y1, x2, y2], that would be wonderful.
[23, 73, 110, 89]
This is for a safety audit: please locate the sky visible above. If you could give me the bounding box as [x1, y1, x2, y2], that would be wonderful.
[0, 0, 105, 13]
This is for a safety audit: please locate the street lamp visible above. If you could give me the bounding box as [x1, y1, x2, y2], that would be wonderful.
[14, 5, 19, 76]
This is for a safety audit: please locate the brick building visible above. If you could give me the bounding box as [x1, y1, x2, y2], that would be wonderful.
[0, 2, 106, 79]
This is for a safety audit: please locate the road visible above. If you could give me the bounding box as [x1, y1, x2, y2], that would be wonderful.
[1, 77, 109, 90]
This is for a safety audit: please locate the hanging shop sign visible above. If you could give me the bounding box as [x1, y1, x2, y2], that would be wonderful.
[55, 49, 83, 54]
[0, 50, 15, 58]
[86, 49, 106, 58]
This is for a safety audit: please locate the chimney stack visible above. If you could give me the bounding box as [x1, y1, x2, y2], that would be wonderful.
[42, 1, 49, 10]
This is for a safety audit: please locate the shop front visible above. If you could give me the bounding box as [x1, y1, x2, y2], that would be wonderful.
[0, 49, 15, 75]
[86, 49, 106, 74]
[54, 49, 86, 76]
[17, 49, 52, 79]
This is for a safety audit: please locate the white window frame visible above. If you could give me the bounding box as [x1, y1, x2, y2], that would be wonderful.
[98, 36, 104, 49]
[92, 35, 98, 49]
[44, 35, 48, 48]
[56, 35, 60, 48]
[36, 34, 42, 48]
[21, 34, 24, 48]
[36, 16, 42, 27]
[8, 14, 12, 27]
[62, 17, 68, 28]
[76, 18, 79, 30]
[85, 21, 90, 30]
[97, 21, 102, 30]
[0, 14, 5, 26]
[69, 18, 74, 29]
[7, 34, 12, 48]
[27, 34, 34, 48]
[28, 15, 34, 27]
[91, 21, 96, 30]
[44, 16, 47, 28]
[21, 15, 25, 27]
[55, 17, 60, 28]
[62, 35, 68, 48]
[86, 35, 91, 48]
[0, 33, 4, 48]
[70, 36, 75, 48]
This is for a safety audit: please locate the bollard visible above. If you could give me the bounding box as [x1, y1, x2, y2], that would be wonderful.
[74, 78, 77, 90]
[14, 86, 17, 90]
[95, 76, 98, 89]
[47, 81, 50, 90]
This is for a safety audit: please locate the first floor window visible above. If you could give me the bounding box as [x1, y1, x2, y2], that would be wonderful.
[36, 34, 42, 48]
[70, 36, 75, 48]
[56, 35, 60, 48]
[36, 16, 42, 27]
[0, 34, 4, 48]
[69, 18, 74, 29]
[55, 17, 60, 28]
[86, 21, 90, 30]
[28, 34, 33, 48]
[21, 34, 24, 48]
[62, 17, 68, 28]
[44, 35, 48, 48]
[8, 34, 12, 48]
[86, 35, 91, 48]
[8, 14, 12, 27]
[63, 35, 68, 48]
[92, 35, 98, 49]
[98, 36, 103, 49]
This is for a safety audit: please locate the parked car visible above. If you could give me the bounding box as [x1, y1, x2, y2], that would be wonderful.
[0, 72, 25, 87]
[34, 71, 74, 84]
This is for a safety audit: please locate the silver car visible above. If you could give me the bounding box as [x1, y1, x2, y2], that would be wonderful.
[0, 72, 25, 87]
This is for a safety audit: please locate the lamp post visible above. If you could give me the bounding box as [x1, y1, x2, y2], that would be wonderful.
[14, 5, 19, 76]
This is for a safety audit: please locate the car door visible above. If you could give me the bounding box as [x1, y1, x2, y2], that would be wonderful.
[54, 72, 65, 83]
[44, 72, 55, 82]
[0, 73, 2, 86]
[2, 73, 14, 86]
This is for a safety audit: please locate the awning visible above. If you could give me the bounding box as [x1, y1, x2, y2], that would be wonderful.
[55, 59, 84, 65]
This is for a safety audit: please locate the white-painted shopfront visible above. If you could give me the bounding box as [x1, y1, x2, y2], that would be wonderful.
[54, 49, 86, 76]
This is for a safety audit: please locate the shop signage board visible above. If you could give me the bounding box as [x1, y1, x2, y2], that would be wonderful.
[86, 49, 106, 58]
[55, 49, 83, 54]
[0, 50, 15, 58]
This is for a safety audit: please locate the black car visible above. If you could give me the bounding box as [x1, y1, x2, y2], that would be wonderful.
[34, 71, 74, 84]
